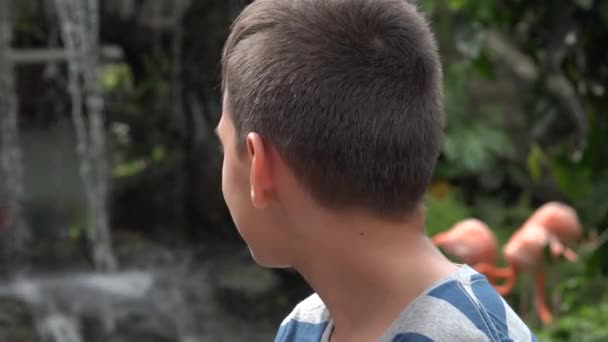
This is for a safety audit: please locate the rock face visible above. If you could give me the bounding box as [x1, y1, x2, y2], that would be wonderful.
[0, 296, 37, 342]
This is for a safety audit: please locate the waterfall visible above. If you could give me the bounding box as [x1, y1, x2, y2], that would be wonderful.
[0, 0, 31, 263]
[54, 0, 117, 271]
[40, 314, 84, 342]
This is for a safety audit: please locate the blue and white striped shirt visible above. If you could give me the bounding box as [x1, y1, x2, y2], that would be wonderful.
[275, 265, 537, 341]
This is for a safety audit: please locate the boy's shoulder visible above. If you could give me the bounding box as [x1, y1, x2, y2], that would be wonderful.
[381, 266, 538, 341]
[274, 293, 332, 342]
[274, 266, 538, 342]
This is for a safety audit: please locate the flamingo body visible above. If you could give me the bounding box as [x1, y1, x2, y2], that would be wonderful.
[432, 218, 498, 266]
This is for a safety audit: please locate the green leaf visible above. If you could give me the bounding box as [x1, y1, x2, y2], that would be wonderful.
[575, 0, 594, 10]
[425, 192, 471, 236]
[527, 144, 543, 182]
[112, 160, 147, 178]
[152, 145, 166, 162]
[68, 224, 83, 240]
[471, 1, 495, 24]
[447, 0, 468, 11]
[473, 51, 495, 79]
[471, 196, 507, 229]
[552, 159, 593, 201]
[419, 0, 438, 15]
[600, 1, 608, 26]
[101, 63, 134, 92]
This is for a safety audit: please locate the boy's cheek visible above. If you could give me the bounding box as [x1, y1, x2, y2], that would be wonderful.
[220, 160, 228, 201]
[221, 158, 247, 213]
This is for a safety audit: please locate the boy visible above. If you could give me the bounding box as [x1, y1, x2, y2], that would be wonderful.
[216, 0, 537, 341]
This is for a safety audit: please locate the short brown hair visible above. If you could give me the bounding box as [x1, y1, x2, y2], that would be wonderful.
[222, 0, 444, 217]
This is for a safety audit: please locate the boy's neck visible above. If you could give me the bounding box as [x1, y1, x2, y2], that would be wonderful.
[289, 211, 458, 342]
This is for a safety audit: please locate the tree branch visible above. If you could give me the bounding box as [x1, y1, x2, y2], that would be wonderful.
[484, 30, 588, 152]
[7, 46, 123, 65]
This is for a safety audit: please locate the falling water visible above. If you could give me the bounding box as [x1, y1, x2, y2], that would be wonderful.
[40, 314, 83, 342]
[0, 270, 215, 341]
[54, 0, 116, 271]
[6, 271, 155, 342]
[0, 0, 31, 261]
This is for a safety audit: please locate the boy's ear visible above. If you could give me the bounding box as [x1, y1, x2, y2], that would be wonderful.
[246, 132, 274, 209]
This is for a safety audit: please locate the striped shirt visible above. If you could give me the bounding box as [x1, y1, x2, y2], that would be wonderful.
[275, 265, 537, 341]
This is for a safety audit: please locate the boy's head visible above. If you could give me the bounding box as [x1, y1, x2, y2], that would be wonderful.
[217, 0, 443, 267]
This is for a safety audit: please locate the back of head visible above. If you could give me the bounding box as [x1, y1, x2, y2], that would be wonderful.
[222, 0, 444, 218]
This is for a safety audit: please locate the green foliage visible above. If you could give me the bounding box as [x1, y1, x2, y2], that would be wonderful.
[536, 299, 608, 342]
[601, 2, 608, 26]
[68, 223, 85, 241]
[447, 0, 495, 24]
[471, 194, 534, 243]
[425, 190, 471, 236]
[112, 159, 148, 178]
[574, 0, 594, 11]
[527, 144, 544, 182]
[152, 145, 167, 162]
[442, 121, 513, 176]
[66, 212, 88, 241]
[419, 0, 438, 15]
[111, 145, 168, 178]
[421, 0, 608, 338]
[438, 60, 514, 178]
[534, 265, 608, 341]
[101, 63, 134, 92]
[14, 0, 37, 35]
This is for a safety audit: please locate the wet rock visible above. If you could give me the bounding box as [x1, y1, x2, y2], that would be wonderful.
[0, 296, 37, 342]
[215, 260, 280, 298]
[211, 255, 283, 323]
[0, 263, 281, 342]
[112, 231, 178, 269]
[106, 311, 181, 342]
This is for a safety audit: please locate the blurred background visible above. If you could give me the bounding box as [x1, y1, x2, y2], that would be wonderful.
[0, 0, 606, 341]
